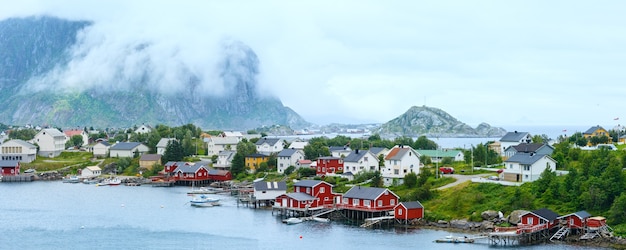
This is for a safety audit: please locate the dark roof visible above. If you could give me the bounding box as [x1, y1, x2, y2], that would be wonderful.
[584, 125, 605, 134]
[246, 153, 268, 158]
[285, 192, 316, 201]
[530, 208, 559, 221]
[277, 148, 299, 157]
[558, 210, 591, 220]
[500, 131, 530, 142]
[344, 186, 390, 200]
[293, 180, 325, 188]
[505, 152, 553, 165]
[329, 146, 350, 151]
[510, 143, 544, 153]
[369, 147, 387, 155]
[255, 137, 281, 146]
[400, 201, 424, 209]
[254, 181, 287, 191]
[97, 141, 111, 146]
[173, 163, 206, 174]
[0, 160, 20, 167]
[110, 142, 142, 150]
[343, 150, 370, 163]
[140, 154, 161, 161]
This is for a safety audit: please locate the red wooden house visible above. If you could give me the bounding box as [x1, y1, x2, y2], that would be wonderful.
[172, 163, 210, 181]
[0, 160, 20, 176]
[587, 216, 608, 231]
[395, 201, 424, 221]
[519, 208, 560, 232]
[557, 210, 591, 229]
[208, 169, 232, 181]
[164, 161, 187, 174]
[340, 186, 399, 212]
[275, 180, 340, 210]
[316, 156, 344, 176]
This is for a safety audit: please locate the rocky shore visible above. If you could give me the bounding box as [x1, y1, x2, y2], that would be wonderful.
[402, 210, 626, 249]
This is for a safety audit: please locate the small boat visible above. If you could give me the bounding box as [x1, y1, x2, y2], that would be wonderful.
[83, 179, 99, 184]
[98, 177, 122, 186]
[62, 176, 80, 183]
[282, 217, 304, 225]
[187, 187, 219, 194]
[190, 195, 220, 207]
[435, 235, 475, 243]
[312, 217, 330, 223]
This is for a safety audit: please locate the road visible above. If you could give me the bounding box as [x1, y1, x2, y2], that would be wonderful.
[436, 173, 490, 190]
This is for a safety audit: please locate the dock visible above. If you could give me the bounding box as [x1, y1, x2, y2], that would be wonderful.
[0, 174, 35, 182]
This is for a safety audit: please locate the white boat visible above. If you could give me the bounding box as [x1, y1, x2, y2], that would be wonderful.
[190, 195, 220, 207]
[312, 217, 330, 223]
[98, 177, 122, 186]
[435, 235, 475, 243]
[83, 179, 99, 184]
[62, 176, 80, 183]
[282, 217, 304, 225]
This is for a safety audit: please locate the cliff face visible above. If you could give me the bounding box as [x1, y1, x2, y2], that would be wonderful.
[0, 16, 310, 130]
[375, 106, 506, 137]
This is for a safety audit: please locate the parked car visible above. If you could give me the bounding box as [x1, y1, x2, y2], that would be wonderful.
[488, 176, 500, 181]
[24, 168, 36, 174]
[439, 167, 455, 174]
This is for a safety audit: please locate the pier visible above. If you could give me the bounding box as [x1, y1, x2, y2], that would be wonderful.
[0, 174, 35, 182]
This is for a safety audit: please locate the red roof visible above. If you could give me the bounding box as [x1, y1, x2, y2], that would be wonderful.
[64, 129, 84, 137]
[298, 160, 312, 164]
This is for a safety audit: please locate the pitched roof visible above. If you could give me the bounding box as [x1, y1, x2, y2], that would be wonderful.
[246, 153, 268, 158]
[277, 148, 299, 157]
[329, 146, 351, 152]
[110, 142, 143, 151]
[254, 181, 287, 191]
[96, 141, 111, 147]
[255, 137, 281, 146]
[529, 208, 559, 221]
[297, 159, 312, 164]
[288, 141, 309, 149]
[500, 131, 530, 142]
[0, 160, 20, 167]
[39, 128, 66, 138]
[369, 147, 387, 155]
[293, 179, 326, 188]
[4, 139, 36, 149]
[208, 169, 230, 176]
[584, 125, 606, 135]
[208, 136, 240, 145]
[344, 186, 391, 200]
[173, 163, 206, 174]
[156, 138, 176, 148]
[558, 210, 591, 220]
[343, 150, 371, 163]
[140, 154, 161, 161]
[285, 192, 316, 201]
[385, 147, 414, 161]
[400, 201, 424, 209]
[63, 129, 85, 137]
[218, 150, 236, 157]
[505, 152, 554, 165]
[509, 143, 546, 153]
[85, 166, 101, 171]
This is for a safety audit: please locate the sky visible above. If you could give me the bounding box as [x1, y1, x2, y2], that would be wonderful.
[2, 1, 626, 129]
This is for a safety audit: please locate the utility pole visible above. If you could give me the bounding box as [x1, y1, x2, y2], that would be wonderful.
[471, 145, 474, 174]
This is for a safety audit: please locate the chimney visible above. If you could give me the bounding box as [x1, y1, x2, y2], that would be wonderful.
[356, 149, 359, 154]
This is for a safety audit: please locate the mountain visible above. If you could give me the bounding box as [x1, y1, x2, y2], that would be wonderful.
[374, 106, 506, 137]
[0, 16, 310, 130]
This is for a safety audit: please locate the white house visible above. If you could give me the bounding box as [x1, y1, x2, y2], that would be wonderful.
[134, 124, 152, 134]
[220, 131, 244, 139]
[63, 129, 89, 146]
[330, 146, 352, 158]
[92, 141, 111, 158]
[503, 143, 555, 159]
[276, 149, 305, 173]
[499, 131, 532, 155]
[502, 153, 557, 183]
[33, 128, 67, 158]
[255, 138, 285, 155]
[369, 147, 389, 158]
[343, 149, 379, 175]
[0, 139, 37, 163]
[109, 142, 149, 158]
[156, 138, 177, 155]
[288, 140, 309, 150]
[253, 181, 287, 201]
[205, 136, 239, 156]
[214, 150, 236, 169]
[382, 145, 421, 186]
[81, 166, 102, 178]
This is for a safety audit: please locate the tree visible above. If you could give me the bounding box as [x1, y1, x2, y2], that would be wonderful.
[162, 140, 184, 162]
[610, 193, 626, 224]
[284, 166, 296, 175]
[297, 167, 316, 177]
[67, 135, 84, 148]
[404, 172, 418, 188]
[370, 171, 383, 187]
[304, 137, 330, 160]
[231, 153, 246, 176]
[413, 136, 437, 150]
[9, 128, 37, 141]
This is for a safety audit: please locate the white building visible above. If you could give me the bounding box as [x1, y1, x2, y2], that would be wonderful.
[255, 138, 285, 155]
[81, 166, 102, 178]
[382, 145, 421, 186]
[92, 141, 111, 158]
[134, 124, 152, 134]
[253, 181, 287, 201]
[109, 142, 149, 158]
[156, 138, 177, 155]
[205, 136, 240, 156]
[502, 153, 557, 183]
[63, 129, 89, 146]
[499, 131, 532, 155]
[214, 150, 236, 169]
[33, 128, 67, 158]
[0, 139, 37, 163]
[343, 149, 379, 175]
[276, 149, 305, 173]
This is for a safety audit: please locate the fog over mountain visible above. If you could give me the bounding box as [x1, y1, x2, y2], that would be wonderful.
[0, 16, 310, 129]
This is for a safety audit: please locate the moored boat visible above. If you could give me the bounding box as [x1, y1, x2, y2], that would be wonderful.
[435, 235, 475, 243]
[282, 217, 304, 225]
[62, 176, 80, 183]
[190, 195, 220, 207]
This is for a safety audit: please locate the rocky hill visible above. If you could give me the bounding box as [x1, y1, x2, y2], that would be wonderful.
[374, 106, 506, 137]
[0, 16, 310, 130]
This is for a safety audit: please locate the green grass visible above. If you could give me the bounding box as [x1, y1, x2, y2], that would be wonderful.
[22, 152, 96, 172]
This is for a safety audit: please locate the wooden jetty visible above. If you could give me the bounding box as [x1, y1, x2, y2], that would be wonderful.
[0, 174, 35, 182]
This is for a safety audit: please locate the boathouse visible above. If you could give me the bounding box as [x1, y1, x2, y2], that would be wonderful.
[253, 181, 287, 207]
[207, 169, 232, 182]
[171, 162, 210, 185]
[316, 156, 344, 176]
[0, 160, 20, 176]
[519, 208, 560, 229]
[558, 210, 591, 230]
[274, 180, 341, 216]
[394, 201, 424, 224]
[338, 186, 399, 221]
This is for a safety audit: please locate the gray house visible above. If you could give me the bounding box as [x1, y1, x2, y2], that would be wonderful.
[0, 139, 37, 163]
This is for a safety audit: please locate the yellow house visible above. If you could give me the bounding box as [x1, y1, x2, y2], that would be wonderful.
[245, 153, 268, 172]
[583, 125, 611, 146]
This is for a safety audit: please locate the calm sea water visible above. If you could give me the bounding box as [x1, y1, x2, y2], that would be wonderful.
[0, 181, 604, 250]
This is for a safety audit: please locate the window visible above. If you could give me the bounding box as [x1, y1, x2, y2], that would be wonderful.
[394, 169, 399, 175]
[353, 199, 359, 206]
[324, 197, 329, 201]
[390, 199, 395, 206]
[509, 164, 513, 169]
[343, 198, 348, 204]
[523, 166, 530, 171]
[320, 187, 325, 193]
[398, 209, 403, 215]
[306, 187, 311, 194]
[364, 200, 371, 207]
[378, 200, 383, 206]
[364, 157, 368, 161]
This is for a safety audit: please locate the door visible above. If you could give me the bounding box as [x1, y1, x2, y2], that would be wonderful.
[282, 198, 287, 208]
